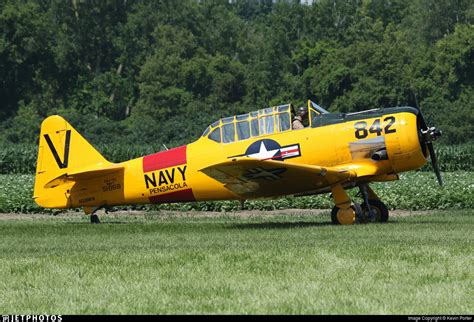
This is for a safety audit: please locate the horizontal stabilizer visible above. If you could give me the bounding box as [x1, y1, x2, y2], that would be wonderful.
[44, 164, 124, 189]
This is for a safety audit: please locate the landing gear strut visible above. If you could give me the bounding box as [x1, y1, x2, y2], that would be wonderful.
[358, 183, 375, 222]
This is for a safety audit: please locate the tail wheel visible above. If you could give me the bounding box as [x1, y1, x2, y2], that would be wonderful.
[90, 213, 101, 224]
[361, 199, 389, 223]
[331, 204, 362, 225]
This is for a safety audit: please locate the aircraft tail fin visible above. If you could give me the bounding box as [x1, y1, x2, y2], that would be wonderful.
[33, 115, 114, 208]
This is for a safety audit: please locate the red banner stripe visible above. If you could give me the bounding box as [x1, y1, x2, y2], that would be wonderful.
[143, 145, 187, 173]
[149, 188, 195, 204]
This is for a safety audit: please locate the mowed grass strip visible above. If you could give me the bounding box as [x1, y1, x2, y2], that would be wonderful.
[0, 210, 472, 314]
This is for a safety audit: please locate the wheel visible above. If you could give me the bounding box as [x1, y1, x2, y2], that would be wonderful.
[331, 203, 363, 225]
[90, 214, 101, 224]
[361, 199, 389, 223]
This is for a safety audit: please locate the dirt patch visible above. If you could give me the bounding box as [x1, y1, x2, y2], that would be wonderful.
[0, 208, 436, 220]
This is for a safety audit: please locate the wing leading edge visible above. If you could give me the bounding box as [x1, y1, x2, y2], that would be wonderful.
[200, 158, 356, 198]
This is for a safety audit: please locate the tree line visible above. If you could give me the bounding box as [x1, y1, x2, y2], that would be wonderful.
[1, 0, 473, 147]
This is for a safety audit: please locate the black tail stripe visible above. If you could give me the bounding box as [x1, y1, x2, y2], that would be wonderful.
[44, 130, 71, 169]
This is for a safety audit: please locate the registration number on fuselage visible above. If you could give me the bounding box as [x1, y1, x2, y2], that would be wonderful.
[353, 116, 396, 139]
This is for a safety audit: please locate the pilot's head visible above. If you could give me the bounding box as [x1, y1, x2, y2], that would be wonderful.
[298, 106, 308, 118]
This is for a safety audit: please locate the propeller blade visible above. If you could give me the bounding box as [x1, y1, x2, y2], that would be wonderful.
[426, 141, 443, 186]
[412, 89, 428, 130]
[412, 89, 442, 186]
[416, 107, 428, 131]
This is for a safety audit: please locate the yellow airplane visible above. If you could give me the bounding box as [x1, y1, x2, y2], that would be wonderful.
[33, 100, 442, 224]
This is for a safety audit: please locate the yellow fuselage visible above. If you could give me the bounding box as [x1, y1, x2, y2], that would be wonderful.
[65, 109, 426, 209]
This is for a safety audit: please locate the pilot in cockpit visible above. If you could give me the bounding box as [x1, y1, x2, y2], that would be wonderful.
[292, 106, 308, 130]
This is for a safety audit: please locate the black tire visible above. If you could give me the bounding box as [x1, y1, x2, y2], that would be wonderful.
[352, 203, 363, 223]
[90, 214, 101, 224]
[331, 204, 363, 225]
[331, 206, 340, 225]
[361, 199, 389, 223]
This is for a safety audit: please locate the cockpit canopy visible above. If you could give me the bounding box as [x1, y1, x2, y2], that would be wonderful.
[202, 104, 293, 144]
[202, 100, 330, 144]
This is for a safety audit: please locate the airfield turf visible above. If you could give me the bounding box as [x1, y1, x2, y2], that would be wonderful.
[0, 210, 472, 314]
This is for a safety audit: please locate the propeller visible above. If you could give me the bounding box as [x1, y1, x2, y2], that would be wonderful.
[412, 91, 443, 186]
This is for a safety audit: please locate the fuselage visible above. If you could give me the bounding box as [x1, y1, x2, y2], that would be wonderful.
[68, 107, 427, 209]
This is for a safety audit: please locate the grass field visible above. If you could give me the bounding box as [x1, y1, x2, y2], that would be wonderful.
[0, 210, 472, 314]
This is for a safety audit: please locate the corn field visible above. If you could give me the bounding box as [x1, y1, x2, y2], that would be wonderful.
[1, 171, 472, 213]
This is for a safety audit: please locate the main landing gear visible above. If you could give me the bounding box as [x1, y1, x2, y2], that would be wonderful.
[330, 183, 389, 225]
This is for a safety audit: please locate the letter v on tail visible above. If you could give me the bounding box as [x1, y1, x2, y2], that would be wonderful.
[44, 130, 71, 169]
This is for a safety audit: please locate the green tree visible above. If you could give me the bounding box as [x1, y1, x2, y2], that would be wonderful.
[0, 1, 54, 120]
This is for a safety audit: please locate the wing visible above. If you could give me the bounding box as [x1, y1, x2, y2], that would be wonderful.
[200, 158, 355, 198]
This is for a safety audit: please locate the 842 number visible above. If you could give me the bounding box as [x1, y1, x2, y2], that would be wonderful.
[354, 116, 396, 139]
